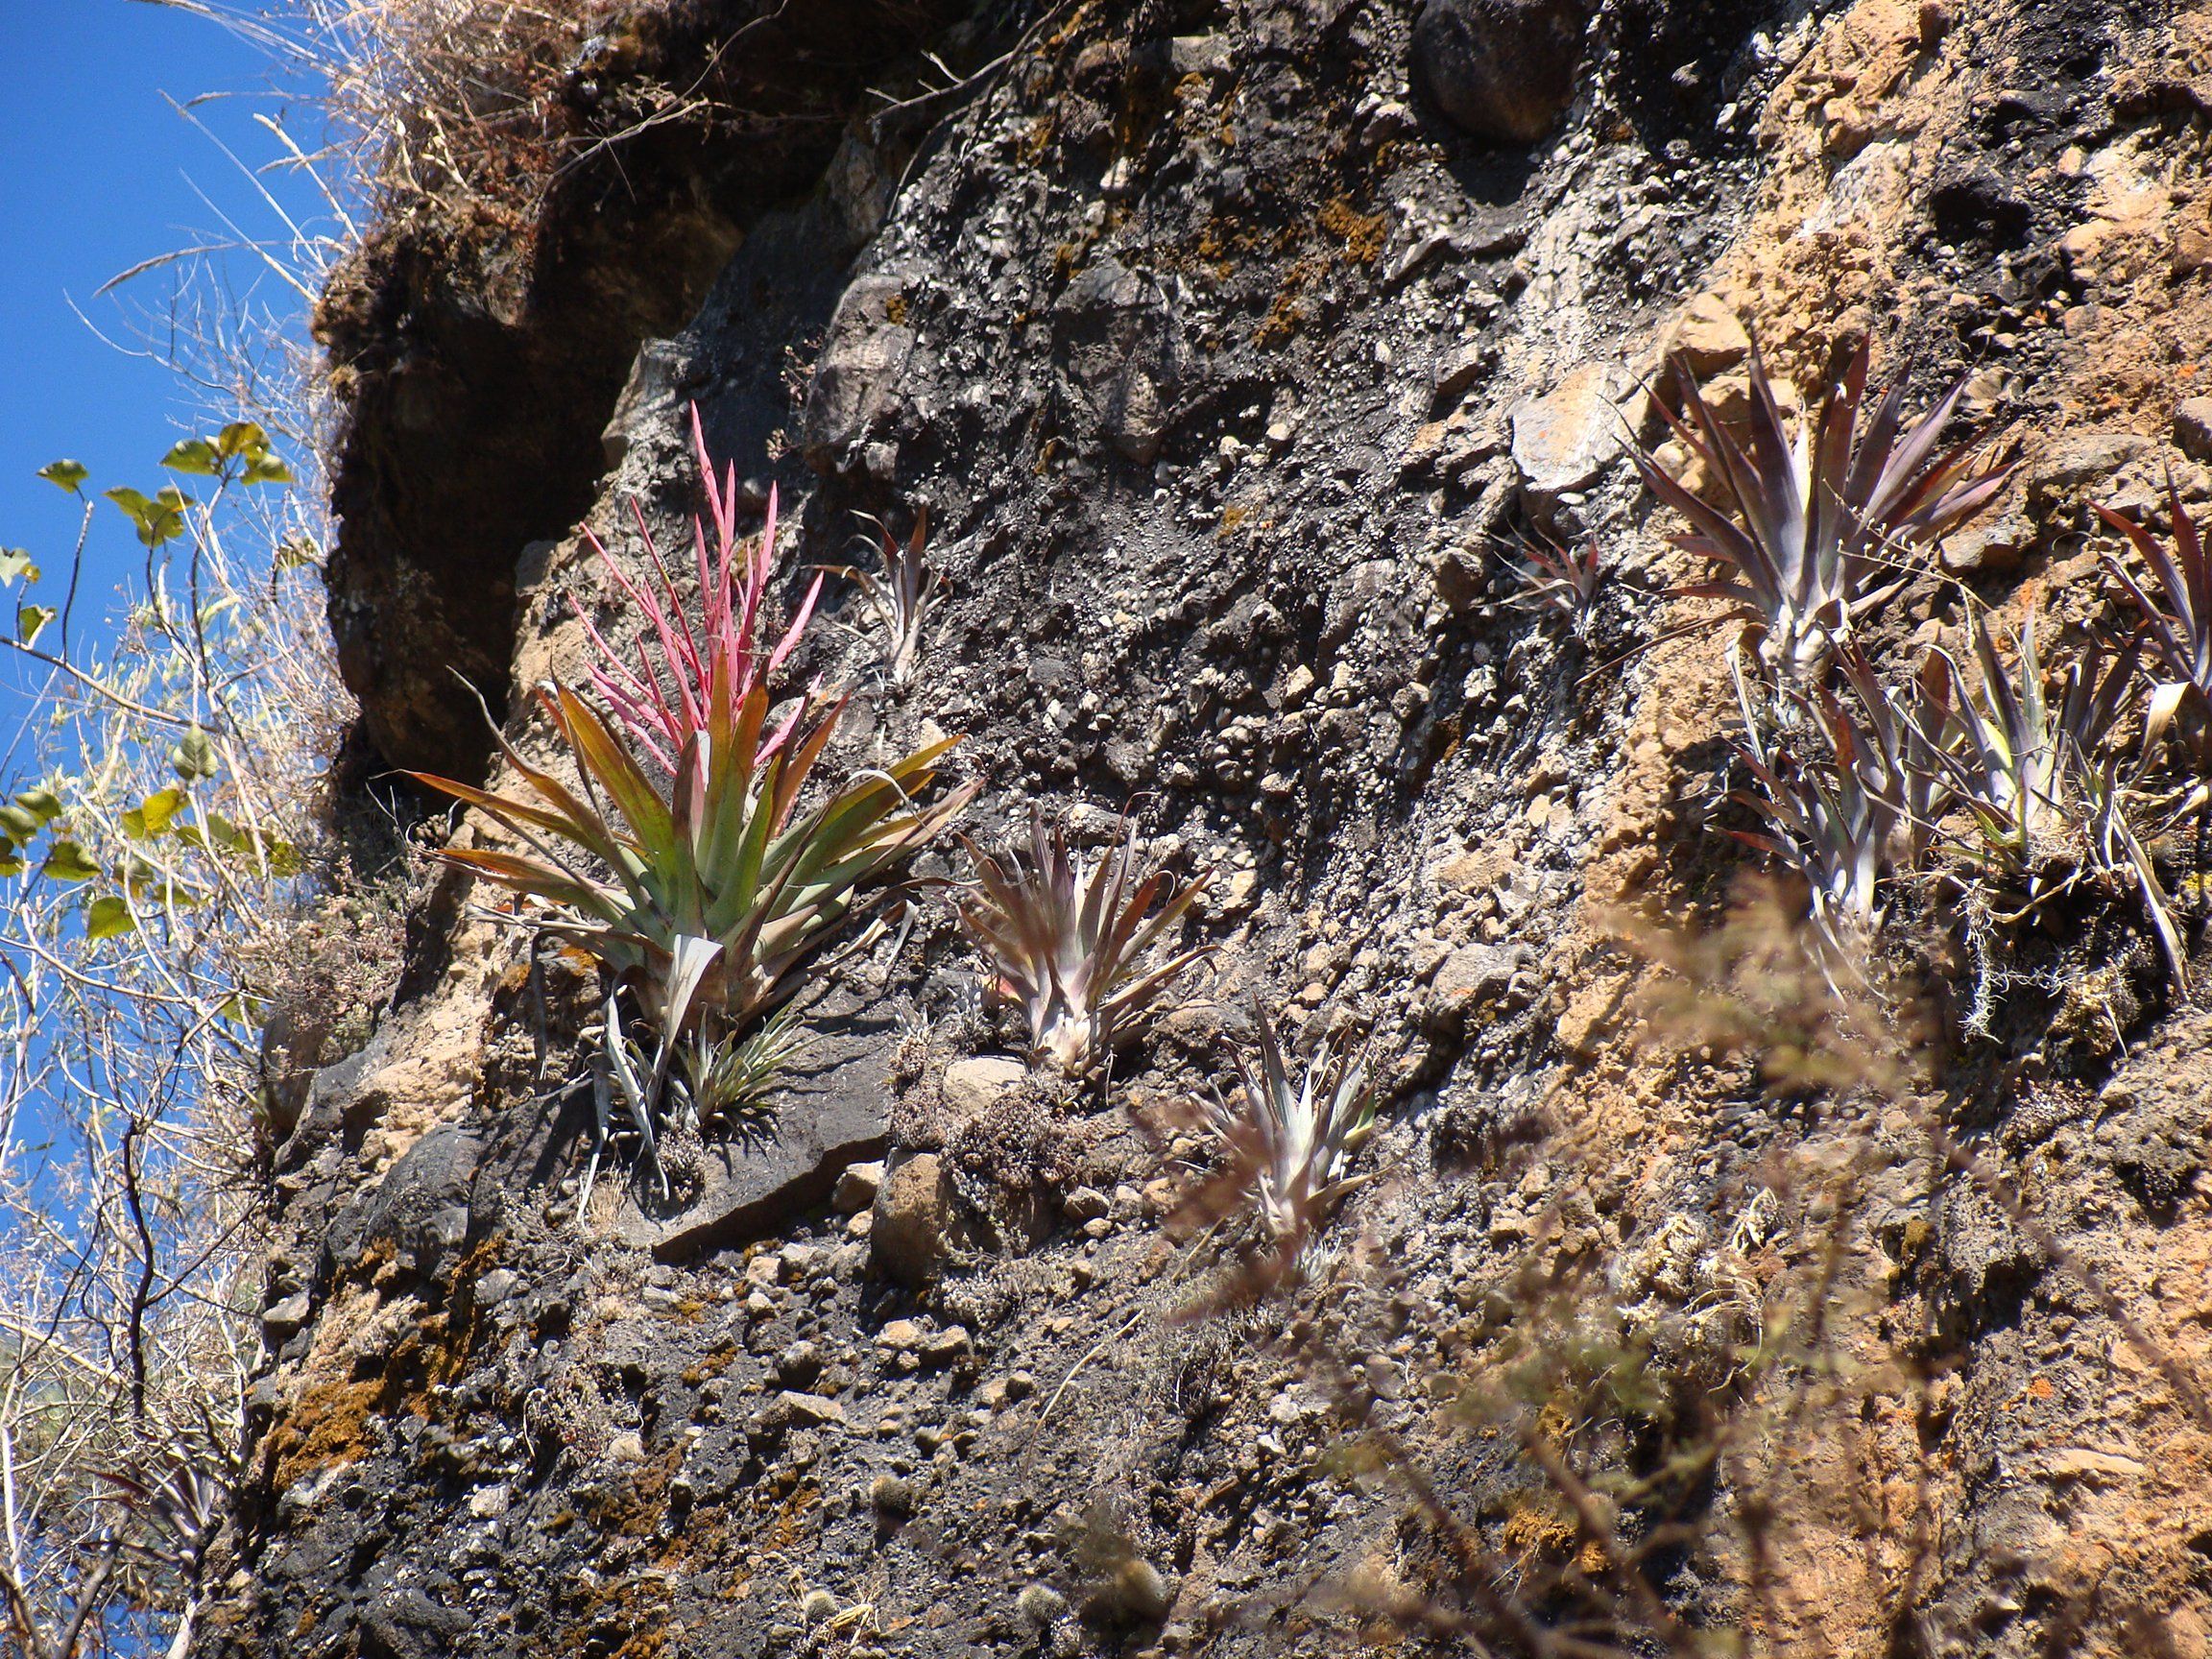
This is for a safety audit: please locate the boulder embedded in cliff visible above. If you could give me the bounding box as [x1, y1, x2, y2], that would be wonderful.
[2176, 396, 2212, 462]
[802, 274, 917, 472]
[871, 1152, 961, 1287]
[1053, 256, 1187, 465]
[1509, 360, 1640, 502]
[941, 1056, 1028, 1126]
[609, 1000, 895, 1261]
[1667, 295, 1753, 375]
[1410, 0, 1592, 145]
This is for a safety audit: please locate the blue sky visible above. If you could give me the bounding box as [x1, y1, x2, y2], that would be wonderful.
[0, 0, 332, 739]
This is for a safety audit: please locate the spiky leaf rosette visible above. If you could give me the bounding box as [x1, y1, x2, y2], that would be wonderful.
[825, 508, 944, 692]
[957, 811, 1211, 1075]
[1206, 1000, 1379, 1259]
[2097, 486, 2212, 773]
[1500, 531, 1606, 636]
[571, 404, 823, 788]
[1634, 330, 2009, 681]
[412, 670, 973, 1053]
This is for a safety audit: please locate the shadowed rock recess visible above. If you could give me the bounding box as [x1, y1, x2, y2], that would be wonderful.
[209, 0, 2212, 1655]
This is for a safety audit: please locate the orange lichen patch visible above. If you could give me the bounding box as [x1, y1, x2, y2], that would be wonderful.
[1319, 196, 1389, 265]
[1499, 1498, 1579, 1559]
[264, 1377, 391, 1493]
[681, 1340, 738, 1387]
[761, 1480, 821, 1553]
[578, 1445, 685, 1539]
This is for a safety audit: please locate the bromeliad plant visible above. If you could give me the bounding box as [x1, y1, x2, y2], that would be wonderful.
[825, 509, 945, 693]
[1203, 999, 1380, 1264]
[1634, 330, 2009, 682]
[957, 811, 1212, 1076]
[2097, 487, 2212, 780]
[1726, 656, 1921, 973]
[1906, 613, 2189, 984]
[1499, 531, 1606, 637]
[571, 405, 822, 786]
[1912, 612, 2133, 880]
[414, 668, 973, 1195]
[418, 417, 974, 1199]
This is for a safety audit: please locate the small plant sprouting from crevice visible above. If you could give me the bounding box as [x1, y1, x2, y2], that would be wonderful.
[676, 1004, 808, 1139]
[956, 811, 1213, 1077]
[1913, 611, 2128, 884]
[824, 509, 946, 694]
[1198, 998, 1380, 1274]
[1497, 530, 1606, 637]
[1725, 652, 1919, 974]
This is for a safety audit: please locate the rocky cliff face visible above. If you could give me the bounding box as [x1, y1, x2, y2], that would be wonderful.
[205, 1, 2212, 1655]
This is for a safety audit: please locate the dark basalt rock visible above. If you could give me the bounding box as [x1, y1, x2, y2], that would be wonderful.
[1410, 0, 1593, 144]
[611, 995, 898, 1261]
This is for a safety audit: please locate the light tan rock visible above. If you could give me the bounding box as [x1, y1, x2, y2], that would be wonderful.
[942, 1056, 1027, 1124]
[1510, 361, 1644, 499]
[871, 1153, 958, 1286]
[1670, 294, 1752, 374]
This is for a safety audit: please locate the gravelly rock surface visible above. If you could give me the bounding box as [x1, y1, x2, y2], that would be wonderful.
[197, 0, 2212, 1655]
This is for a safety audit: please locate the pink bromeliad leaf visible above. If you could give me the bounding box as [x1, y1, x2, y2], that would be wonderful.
[570, 404, 824, 790]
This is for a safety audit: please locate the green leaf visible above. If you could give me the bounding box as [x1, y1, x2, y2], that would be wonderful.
[244, 830, 301, 877]
[84, 895, 136, 940]
[17, 605, 55, 647]
[1, 787, 65, 846]
[216, 990, 265, 1025]
[0, 549, 39, 587]
[41, 841, 100, 882]
[216, 421, 268, 459]
[274, 536, 318, 572]
[12, 787, 62, 828]
[169, 727, 220, 781]
[160, 439, 222, 476]
[103, 485, 189, 548]
[240, 454, 295, 487]
[121, 787, 188, 840]
[37, 459, 88, 493]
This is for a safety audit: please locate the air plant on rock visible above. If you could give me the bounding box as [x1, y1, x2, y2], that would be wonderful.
[956, 811, 1212, 1076]
[1203, 999, 1380, 1268]
[2097, 487, 2212, 776]
[1725, 648, 1934, 974]
[1910, 615, 2189, 984]
[824, 509, 945, 693]
[572, 404, 821, 784]
[413, 675, 973, 1196]
[676, 1003, 809, 1137]
[1911, 613, 2131, 881]
[1499, 531, 1606, 637]
[1634, 331, 2009, 683]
